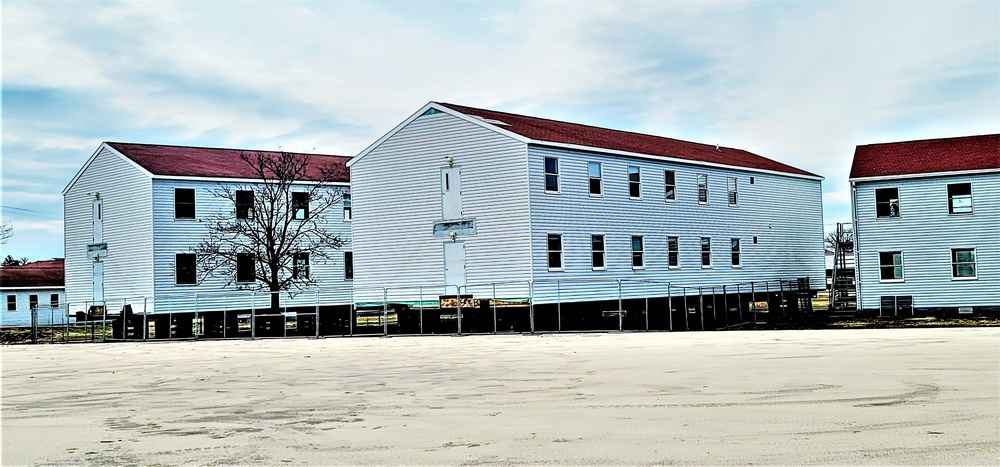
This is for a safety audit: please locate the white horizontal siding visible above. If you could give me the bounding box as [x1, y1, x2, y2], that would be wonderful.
[853, 173, 1000, 310]
[527, 145, 825, 303]
[350, 111, 532, 303]
[0, 288, 66, 326]
[151, 179, 353, 313]
[63, 145, 153, 312]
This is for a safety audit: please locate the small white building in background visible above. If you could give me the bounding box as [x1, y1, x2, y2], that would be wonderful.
[348, 102, 826, 305]
[850, 134, 1000, 315]
[0, 259, 65, 327]
[62, 143, 353, 315]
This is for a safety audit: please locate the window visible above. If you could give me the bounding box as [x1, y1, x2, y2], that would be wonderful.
[292, 192, 309, 220]
[731, 238, 741, 267]
[293, 252, 309, 280]
[544, 157, 559, 192]
[175, 253, 197, 285]
[750, 176, 755, 185]
[667, 236, 679, 268]
[879, 251, 903, 281]
[591, 235, 606, 269]
[29, 295, 38, 311]
[344, 252, 354, 280]
[631, 235, 644, 268]
[343, 193, 352, 221]
[235, 190, 253, 219]
[6, 295, 14, 311]
[547, 234, 563, 270]
[880, 295, 913, 315]
[951, 248, 977, 279]
[588, 162, 602, 196]
[236, 253, 255, 283]
[50, 294, 60, 308]
[728, 177, 738, 205]
[947, 183, 972, 214]
[697, 174, 708, 203]
[174, 188, 195, 219]
[700, 237, 711, 267]
[753, 236, 758, 244]
[664, 170, 676, 200]
[875, 188, 899, 218]
[628, 166, 641, 198]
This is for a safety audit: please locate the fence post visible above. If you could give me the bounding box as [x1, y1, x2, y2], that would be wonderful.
[751, 281, 757, 327]
[556, 280, 562, 333]
[667, 284, 673, 332]
[251, 292, 256, 340]
[492, 283, 498, 334]
[315, 290, 320, 339]
[456, 285, 462, 336]
[529, 281, 535, 334]
[142, 297, 148, 341]
[683, 287, 689, 331]
[50, 307, 55, 344]
[31, 307, 38, 344]
[383, 287, 389, 337]
[194, 294, 200, 341]
[617, 279, 623, 332]
[645, 282, 649, 332]
[101, 300, 107, 342]
[419, 286, 424, 336]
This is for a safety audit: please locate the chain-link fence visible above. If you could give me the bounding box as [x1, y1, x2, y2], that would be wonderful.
[2, 277, 819, 344]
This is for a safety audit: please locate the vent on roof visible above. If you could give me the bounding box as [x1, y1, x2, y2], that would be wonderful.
[468, 115, 509, 126]
[423, 108, 441, 116]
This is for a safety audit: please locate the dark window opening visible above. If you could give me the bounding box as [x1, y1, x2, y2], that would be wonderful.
[875, 187, 899, 218]
[664, 170, 676, 200]
[588, 162, 602, 195]
[879, 251, 903, 281]
[50, 294, 60, 308]
[547, 234, 563, 269]
[667, 236, 679, 267]
[947, 183, 972, 214]
[628, 166, 641, 198]
[343, 193, 352, 221]
[174, 188, 195, 219]
[6, 295, 14, 311]
[697, 174, 708, 203]
[176, 253, 197, 285]
[293, 252, 309, 280]
[236, 253, 255, 283]
[591, 235, 605, 269]
[631, 235, 644, 268]
[701, 237, 711, 267]
[344, 252, 354, 280]
[292, 192, 309, 220]
[544, 157, 559, 192]
[235, 190, 253, 219]
[29, 295, 38, 311]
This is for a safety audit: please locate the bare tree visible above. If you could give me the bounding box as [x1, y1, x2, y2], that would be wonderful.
[2, 255, 29, 267]
[0, 220, 12, 244]
[825, 228, 854, 254]
[195, 151, 346, 312]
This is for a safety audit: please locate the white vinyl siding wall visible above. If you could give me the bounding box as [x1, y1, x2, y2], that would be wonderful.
[151, 179, 353, 313]
[527, 145, 825, 303]
[853, 172, 1000, 311]
[0, 288, 66, 326]
[63, 145, 153, 312]
[350, 111, 532, 303]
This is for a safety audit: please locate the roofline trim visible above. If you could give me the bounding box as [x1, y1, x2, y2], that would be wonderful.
[532, 141, 825, 181]
[348, 102, 530, 168]
[152, 175, 351, 186]
[0, 286, 66, 291]
[63, 143, 154, 195]
[850, 167, 1000, 183]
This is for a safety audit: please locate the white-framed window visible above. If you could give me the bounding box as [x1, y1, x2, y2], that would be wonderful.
[875, 188, 899, 218]
[628, 166, 641, 199]
[588, 162, 602, 196]
[731, 238, 741, 267]
[5, 295, 14, 312]
[292, 192, 309, 220]
[235, 190, 253, 219]
[175, 253, 197, 285]
[344, 252, 354, 280]
[547, 234, 563, 270]
[667, 236, 679, 268]
[236, 252, 255, 283]
[29, 295, 38, 311]
[50, 294, 60, 308]
[343, 193, 352, 221]
[544, 157, 559, 192]
[728, 177, 738, 205]
[293, 252, 309, 280]
[174, 188, 196, 219]
[697, 174, 708, 203]
[878, 251, 903, 282]
[591, 234, 606, 270]
[700, 237, 711, 268]
[631, 235, 644, 269]
[947, 183, 972, 214]
[664, 170, 676, 201]
[951, 248, 977, 279]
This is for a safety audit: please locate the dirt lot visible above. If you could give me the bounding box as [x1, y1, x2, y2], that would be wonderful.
[2, 328, 998, 465]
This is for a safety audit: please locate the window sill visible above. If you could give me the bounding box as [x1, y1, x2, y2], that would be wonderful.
[948, 212, 974, 216]
[544, 190, 561, 195]
[729, 204, 739, 207]
[632, 266, 645, 270]
[952, 276, 978, 281]
[629, 197, 642, 201]
[701, 266, 712, 269]
[547, 268, 564, 272]
[879, 279, 905, 283]
[668, 266, 680, 270]
[731, 265, 742, 269]
[592, 267, 607, 271]
[174, 217, 197, 221]
[875, 216, 901, 220]
[589, 193, 603, 198]
[175, 283, 198, 287]
[665, 198, 676, 202]
[698, 202, 709, 206]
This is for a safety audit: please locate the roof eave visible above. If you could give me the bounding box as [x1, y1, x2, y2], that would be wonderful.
[850, 167, 1000, 183]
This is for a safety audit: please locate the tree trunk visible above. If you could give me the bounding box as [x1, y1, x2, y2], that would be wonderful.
[269, 285, 281, 313]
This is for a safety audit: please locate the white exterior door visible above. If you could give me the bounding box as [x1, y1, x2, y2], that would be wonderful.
[93, 260, 104, 302]
[441, 167, 462, 220]
[443, 242, 467, 293]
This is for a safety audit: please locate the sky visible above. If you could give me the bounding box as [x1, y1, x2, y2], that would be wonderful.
[2, 0, 998, 262]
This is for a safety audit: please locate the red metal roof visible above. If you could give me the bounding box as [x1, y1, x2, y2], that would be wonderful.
[850, 134, 1000, 179]
[0, 259, 65, 288]
[437, 103, 819, 178]
[106, 142, 351, 183]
